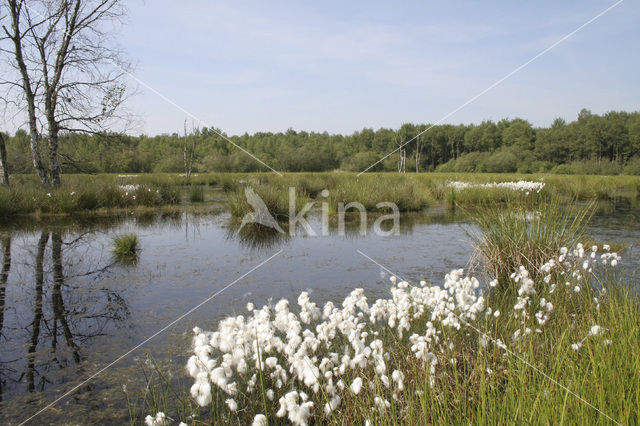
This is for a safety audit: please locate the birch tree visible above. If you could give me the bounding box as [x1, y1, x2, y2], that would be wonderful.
[1, 0, 130, 186]
[0, 132, 8, 185]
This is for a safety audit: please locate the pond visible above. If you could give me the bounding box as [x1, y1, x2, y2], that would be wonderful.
[0, 199, 639, 424]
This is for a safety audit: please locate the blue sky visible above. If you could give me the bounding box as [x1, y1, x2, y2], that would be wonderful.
[118, 0, 639, 136]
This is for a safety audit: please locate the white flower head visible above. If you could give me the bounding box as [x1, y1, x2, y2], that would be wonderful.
[350, 377, 363, 395]
[144, 412, 169, 426]
[225, 398, 238, 412]
[252, 414, 267, 426]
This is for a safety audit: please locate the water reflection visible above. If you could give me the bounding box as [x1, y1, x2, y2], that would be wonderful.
[0, 234, 13, 401]
[0, 229, 130, 402]
[0, 235, 10, 353]
[226, 224, 290, 250]
[225, 209, 463, 250]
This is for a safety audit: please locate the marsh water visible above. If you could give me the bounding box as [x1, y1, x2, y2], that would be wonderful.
[0, 197, 639, 424]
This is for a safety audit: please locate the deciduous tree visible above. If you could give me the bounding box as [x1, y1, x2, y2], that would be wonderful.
[1, 0, 130, 186]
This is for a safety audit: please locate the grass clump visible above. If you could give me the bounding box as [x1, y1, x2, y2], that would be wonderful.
[189, 186, 205, 203]
[112, 233, 139, 258]
[327, 175, 432, 212]
[469, 195, 593, 286]
[228, 183, 308, 220]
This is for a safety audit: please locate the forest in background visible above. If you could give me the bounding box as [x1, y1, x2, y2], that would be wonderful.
[3, 108, 640, 176]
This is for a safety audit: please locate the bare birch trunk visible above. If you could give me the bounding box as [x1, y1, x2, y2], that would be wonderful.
[6, 0, 50, 186]
[0, 133, 9, 186]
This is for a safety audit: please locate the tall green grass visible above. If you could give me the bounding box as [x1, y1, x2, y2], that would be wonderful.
[112, 234, 139, 257]
[227, 183, 309, 220]
[469, 196, 593, 286]
[4, 172, 639, 219]
[189, 186, 204, 203]
[326, 175, 433, 212]
[0, 179, 181, 218]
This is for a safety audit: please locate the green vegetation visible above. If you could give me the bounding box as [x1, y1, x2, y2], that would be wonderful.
[129, 196, 640, 425]
[0, 175, 181, 218]
[469, 195, 594, 285]
[228, 183, 294, 220]
[3, 109, 640, 175]
[112, 234, 139, 257]
[1, 172, 640, 219]
[189, 186, 205, 203]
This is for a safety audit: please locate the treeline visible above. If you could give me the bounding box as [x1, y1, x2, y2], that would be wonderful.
[3, 108, 640, 175]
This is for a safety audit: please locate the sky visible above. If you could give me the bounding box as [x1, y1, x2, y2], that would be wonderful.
[113, 0, 639, 136]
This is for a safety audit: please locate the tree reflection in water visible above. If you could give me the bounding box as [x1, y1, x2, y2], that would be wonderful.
[0, 230, 131, 403]
[0, 235, 11, 400]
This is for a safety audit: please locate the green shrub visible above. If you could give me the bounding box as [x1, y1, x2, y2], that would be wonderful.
[482, 150, 518, 173]
[554, 159, 623, 175]
[623, 157, 640, 175]
[550, 164, 573, 174]
[340, 151, 382, 172]
[153, 156, 184, 173]
[517, 160, 553, 174]
[453, 152, 490, 173]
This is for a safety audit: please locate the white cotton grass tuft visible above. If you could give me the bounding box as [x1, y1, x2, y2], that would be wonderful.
[144, 412, 169, 426]
[182, 242, 619, 424]
[350, 377, 363, 395]
[225, 398, 238, 412]
[448, 180, 545, 193]
[589, 325, 603, 336]
[190, 372, 211, 407]
[252, 414, 267, 426]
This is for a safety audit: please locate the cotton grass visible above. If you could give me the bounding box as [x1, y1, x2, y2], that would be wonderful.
[179, 241, 625, 425]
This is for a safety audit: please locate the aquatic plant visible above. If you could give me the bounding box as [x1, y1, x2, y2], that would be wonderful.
[189, 186, 204, 203]
[176, 243, 628, 425]
[112, 233, 139, 257]
[326, 175, 432, 212]
[469, 196, 594, 286]
[227, 184, 309, 220]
